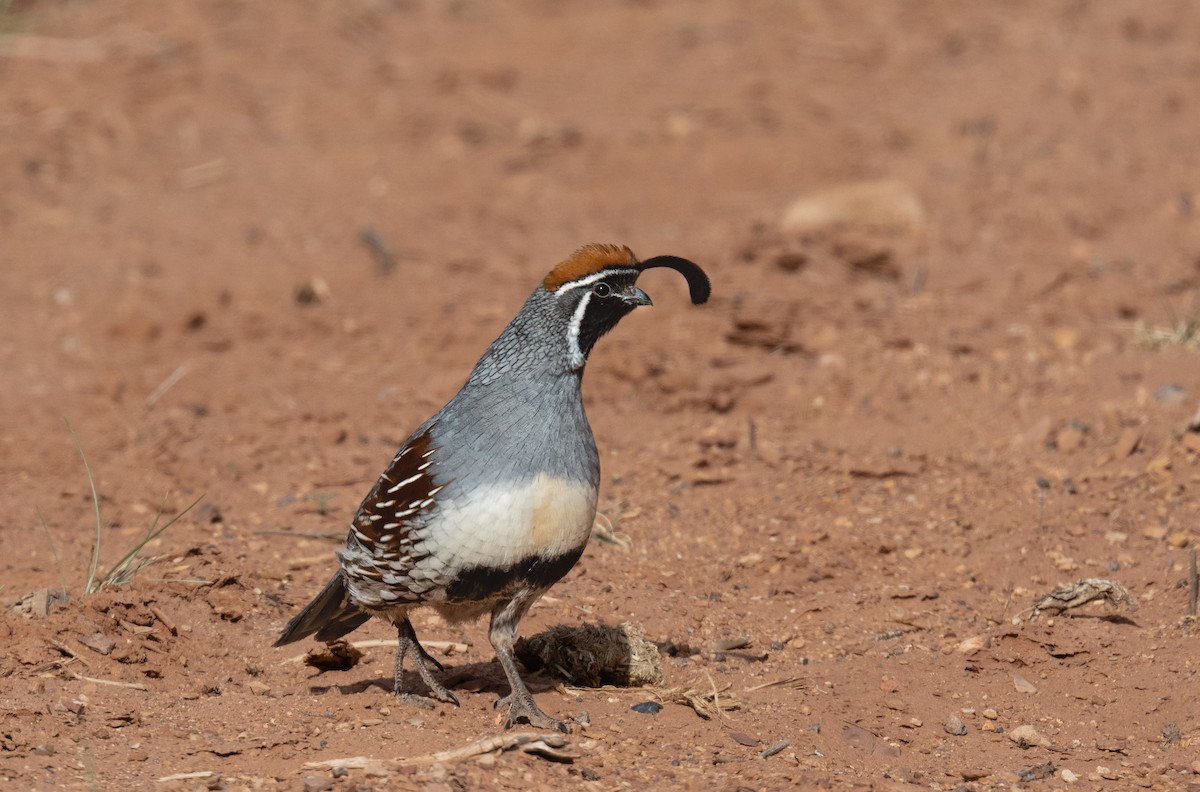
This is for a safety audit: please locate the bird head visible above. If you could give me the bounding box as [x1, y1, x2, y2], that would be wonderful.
[542, 243, 711, 370]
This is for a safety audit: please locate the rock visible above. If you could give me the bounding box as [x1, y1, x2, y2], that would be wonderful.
[981, 708, 998, 720]
[1007, 724, 1050, 748]
[78, 632, 116, 656]
[1167, 532, 1192, 548]
[943, 715, 968, 736]
[1112, 428, 1141, 460]
[782, 180, 924, 235]
[630, 701, 662, 715]
[1012, 674, 1038, 694]
[1061, 768, 1079, 783]
[302, 777, 333, 792]
[956, 635, 986, 654]
[728, 731, 761, 747]
[1154, 384, 1186, 404]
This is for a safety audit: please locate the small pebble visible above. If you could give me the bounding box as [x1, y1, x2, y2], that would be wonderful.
[1061, 768, 1079, 783]
[1008, 724, 1050, 748]
[943, 715, 968, 736]
[630, 701, 662, 715]
[981, 708, 998, 720]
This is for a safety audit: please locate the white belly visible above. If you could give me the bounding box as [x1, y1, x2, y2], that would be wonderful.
[418, 473, 598, 571]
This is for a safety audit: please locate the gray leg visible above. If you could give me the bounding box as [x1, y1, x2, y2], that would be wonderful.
[394, 616, 459, 707]
[488, 596, 567, 733]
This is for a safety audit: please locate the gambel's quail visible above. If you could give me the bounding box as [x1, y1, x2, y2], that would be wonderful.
[275, 243, 710, 731]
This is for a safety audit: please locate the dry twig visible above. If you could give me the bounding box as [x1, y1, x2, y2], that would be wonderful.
[745, 676, 808, 693]
[657, 673, 741, 721]
[1028, 578, 1137, 621]
[303, 732, 572, 773]
[72, 673, 149, 691]
[280, 638, 468, 665]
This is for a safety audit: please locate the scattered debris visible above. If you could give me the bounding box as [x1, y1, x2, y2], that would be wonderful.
[144, 364, 189, 410]
[759, 740, 789, 759]
[515, 622, 663, 687]
[281, 638, 467, 666]
[295, 277, 330, 305]
[156, 771, 215, 783]
[11, 588, 70, 619]
[78, 632, 116, 655]
[745, 676, 808, 693]
[590, 511, 632, 549]
[710, 637, 752, 652]
[1008, 724, 1051, 749]
[943, 714, 967, 736]
[658, 675, 741, 721]
[1028, 578, 1137, 621]
[359, 226, 398, 275]
[301, 639, 364, 672]
[304, 731, 574, 773]
[71, 673, 149, 692]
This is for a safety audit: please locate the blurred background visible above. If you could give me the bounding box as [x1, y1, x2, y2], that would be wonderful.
[2, 1, 1200, 785]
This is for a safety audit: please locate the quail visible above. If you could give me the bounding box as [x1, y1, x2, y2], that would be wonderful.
[274, 243, 710, 732]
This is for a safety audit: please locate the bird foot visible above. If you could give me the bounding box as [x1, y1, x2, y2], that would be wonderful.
[495, 692, 569, 733]
[395, 682, 460, 708]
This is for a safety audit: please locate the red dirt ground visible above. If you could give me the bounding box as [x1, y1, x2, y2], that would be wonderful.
[3, 1, 1200, 789]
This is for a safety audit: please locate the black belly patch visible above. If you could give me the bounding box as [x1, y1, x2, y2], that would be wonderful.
[445, 545, 586, 602]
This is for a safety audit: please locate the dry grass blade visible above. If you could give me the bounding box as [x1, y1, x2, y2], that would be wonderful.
[657, 673, 741, 721]
[36, 510, 68, 597]
[65, 419, 203, 594]
[590, 511, 631, 549]
[89, 493, 205, 593]
[745, 676, 809, 693]
[65, 419, 104, 594]
[1130, 294, 1200, 350]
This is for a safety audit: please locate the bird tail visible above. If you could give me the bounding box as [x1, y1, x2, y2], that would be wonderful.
[274, 572, 372, 647]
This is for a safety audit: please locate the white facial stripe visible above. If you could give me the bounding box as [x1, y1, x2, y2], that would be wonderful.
[565, 290, 592, 370]
[553, 268, 640, 296]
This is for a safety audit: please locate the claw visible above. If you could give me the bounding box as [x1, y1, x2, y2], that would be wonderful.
[499, 693, 569, 733]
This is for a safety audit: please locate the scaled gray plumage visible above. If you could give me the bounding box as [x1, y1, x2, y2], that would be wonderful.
[275, 243, 710, 731]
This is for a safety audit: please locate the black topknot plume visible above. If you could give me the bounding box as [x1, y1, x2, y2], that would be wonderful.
[636, 256, 711, 305]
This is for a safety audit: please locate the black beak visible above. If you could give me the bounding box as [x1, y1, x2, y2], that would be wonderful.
[636, 255, 711, 305]
[622, 286, 653, 307]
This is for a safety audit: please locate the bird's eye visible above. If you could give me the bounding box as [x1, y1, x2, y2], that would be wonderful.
[593, 282, 612, 297]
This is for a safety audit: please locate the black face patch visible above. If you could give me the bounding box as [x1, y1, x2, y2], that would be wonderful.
[444, 546, 586, 602]
[573, 273, 640, 359]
